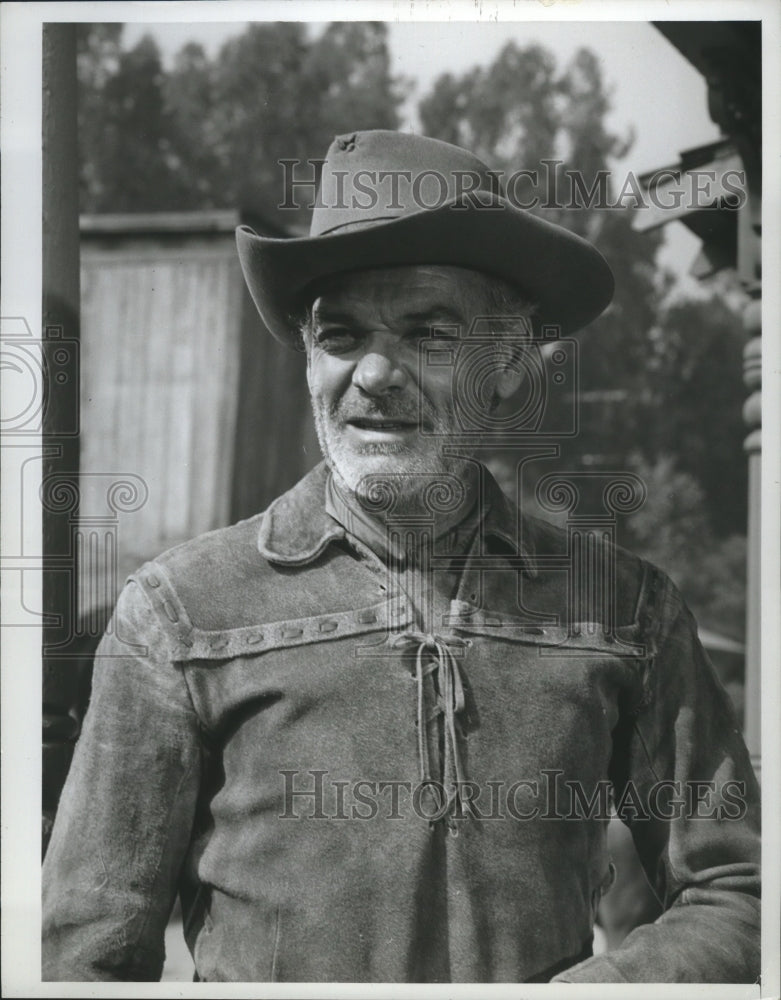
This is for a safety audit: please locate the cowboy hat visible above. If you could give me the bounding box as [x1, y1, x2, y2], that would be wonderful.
[236, 130, 614, 347]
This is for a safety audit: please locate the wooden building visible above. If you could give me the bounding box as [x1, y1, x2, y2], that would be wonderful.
[78, 210, 319, 618]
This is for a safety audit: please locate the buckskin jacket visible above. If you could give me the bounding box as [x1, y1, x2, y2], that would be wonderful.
[42, 462, 761, 983]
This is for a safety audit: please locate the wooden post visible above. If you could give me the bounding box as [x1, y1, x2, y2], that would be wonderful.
[42, 23, 82, 852]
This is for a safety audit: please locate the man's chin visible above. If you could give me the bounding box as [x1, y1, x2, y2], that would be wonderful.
[331, 450, 420, 493]
[329, 446, 470, 500]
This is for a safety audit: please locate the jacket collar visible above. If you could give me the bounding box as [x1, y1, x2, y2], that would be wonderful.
[257, 463, 345, 566]
[257, 460, 537, 574]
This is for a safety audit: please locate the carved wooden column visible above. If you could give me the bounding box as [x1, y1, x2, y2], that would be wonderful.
[717, 56, 763, 781]
[742, 300, 761, 778]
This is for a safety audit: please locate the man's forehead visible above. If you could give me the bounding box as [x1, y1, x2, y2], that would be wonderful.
[309, 265, 491, 320]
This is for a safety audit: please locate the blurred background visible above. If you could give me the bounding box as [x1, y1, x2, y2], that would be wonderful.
[41, 17, 761, 981]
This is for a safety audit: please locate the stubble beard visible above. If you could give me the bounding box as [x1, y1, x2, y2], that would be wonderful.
[310, 395, 474, 510]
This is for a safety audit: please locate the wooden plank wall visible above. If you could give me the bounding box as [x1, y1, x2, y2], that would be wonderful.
[230, 282, 320, 522]
[80, 236, 243, 607]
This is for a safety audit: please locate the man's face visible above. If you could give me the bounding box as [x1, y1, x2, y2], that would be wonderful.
[305, 265, 522, 500]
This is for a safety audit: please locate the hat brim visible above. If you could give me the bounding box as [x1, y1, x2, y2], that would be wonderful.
[236, 195, 614, 346]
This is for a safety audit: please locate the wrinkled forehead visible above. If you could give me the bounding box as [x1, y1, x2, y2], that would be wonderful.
[308, 265, 493, 325]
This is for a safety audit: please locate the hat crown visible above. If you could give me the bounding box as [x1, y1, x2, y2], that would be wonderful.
[236, 128, 615, 347]
[311, 130, 502, 237]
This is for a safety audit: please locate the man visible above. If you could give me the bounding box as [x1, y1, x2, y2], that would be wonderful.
[43, 130, 760, 983]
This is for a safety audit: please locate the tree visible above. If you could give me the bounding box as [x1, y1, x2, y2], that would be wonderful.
[76, 23, 124, 210]
[161, 43, 223, 208]
[208, 22, 405, 224]
[644, 295, 748, 536]
[78, 29, 198, 212]
[77, 22, 405, 221]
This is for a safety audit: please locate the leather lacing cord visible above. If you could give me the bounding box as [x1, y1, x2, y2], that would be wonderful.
[392, 631, 475, 833]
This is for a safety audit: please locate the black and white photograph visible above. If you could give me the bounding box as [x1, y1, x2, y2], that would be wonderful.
[1, 1, 779, 994]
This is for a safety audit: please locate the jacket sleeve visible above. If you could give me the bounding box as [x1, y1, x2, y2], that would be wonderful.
[42, 576, 202, 981]
[553, 571, 761, 983]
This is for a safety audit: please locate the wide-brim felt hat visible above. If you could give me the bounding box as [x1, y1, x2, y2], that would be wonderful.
[236, 130, 614, 347]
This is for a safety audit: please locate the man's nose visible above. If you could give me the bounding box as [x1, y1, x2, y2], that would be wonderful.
[351, 339, 408, 396]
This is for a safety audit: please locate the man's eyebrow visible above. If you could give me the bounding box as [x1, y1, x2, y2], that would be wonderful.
[401, 307, 465, 326]
[311, 306, 466, 327]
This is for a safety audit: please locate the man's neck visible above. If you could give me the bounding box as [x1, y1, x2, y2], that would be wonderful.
[326, 464, 482, 564]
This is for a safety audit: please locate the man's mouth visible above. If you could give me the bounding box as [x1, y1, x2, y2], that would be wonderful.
[348, 417, 419, 430]
[343, 415, 422, 441]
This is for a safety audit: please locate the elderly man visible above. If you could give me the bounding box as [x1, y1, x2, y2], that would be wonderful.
[43, 131, 760, 983]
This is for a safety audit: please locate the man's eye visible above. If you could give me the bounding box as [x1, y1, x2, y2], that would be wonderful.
[315, 329, 360, 352]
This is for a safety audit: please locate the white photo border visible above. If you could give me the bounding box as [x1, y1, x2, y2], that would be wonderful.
[1, 1, 779, 997]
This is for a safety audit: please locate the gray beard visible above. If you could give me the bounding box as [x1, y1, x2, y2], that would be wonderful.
[311, 395, 476, 516]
